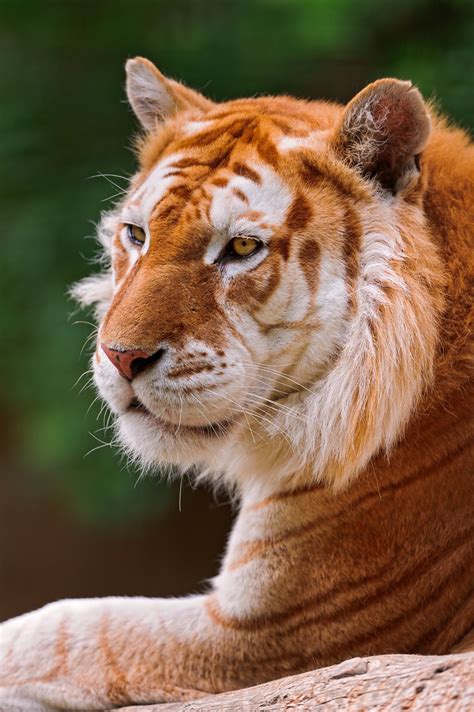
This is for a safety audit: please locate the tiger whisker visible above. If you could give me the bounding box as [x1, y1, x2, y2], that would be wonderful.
[80, 329, 99, 357]
[83, 442, 113, 459]
[101, 190, 128, 203]
[85, 394, 102, 418]
[72, 320, 97, 329]
[240, 359, 315, 394]
[83, 428, 118, 459]
[245, 392, 306, 423]
[94, 423, 115, 434]
[175, 394, 184, 435]
[221, 395, 296, 454]
[78, 376, 95, 396]
[97, 398, 111, 422]
[188, 393, 222, 439]
[71, 368, 94, 391]
[242, 409, 297, 454]
[88, 171, 130, 193]
[246, 373, 314, 398]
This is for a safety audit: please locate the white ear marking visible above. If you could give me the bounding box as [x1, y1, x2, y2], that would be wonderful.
[126, 58, 175, 130]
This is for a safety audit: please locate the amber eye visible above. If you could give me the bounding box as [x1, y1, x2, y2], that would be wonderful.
[229, 236, 261, 258]
[126, 224, 146, 247]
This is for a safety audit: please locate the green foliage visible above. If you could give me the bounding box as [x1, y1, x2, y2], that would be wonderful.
[0, 0, 472, 525]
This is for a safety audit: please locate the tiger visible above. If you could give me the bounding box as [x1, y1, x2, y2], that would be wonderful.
[0, 56, 472, 711]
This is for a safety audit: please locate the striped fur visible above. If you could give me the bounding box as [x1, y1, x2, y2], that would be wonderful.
[0, 58, 472, 710]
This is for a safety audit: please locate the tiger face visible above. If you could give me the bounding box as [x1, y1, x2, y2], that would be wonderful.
[76, 58, 442, 494]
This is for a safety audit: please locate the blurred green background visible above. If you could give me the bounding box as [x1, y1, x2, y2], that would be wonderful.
[0, 0, 472, 618]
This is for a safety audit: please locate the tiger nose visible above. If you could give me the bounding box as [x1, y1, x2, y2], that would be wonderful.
[101, 344, 164, 381]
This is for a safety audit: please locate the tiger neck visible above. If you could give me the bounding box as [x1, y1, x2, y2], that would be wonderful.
[212, 390, 473, 662]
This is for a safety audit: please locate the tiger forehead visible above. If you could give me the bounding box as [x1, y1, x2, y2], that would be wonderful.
[135, 109, 322, 193]
[139, 102, 330, 170]
[124, 108, 368, 243]
[126, 118, 290, 231]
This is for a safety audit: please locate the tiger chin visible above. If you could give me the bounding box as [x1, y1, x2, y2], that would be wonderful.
[0, 57, 472, 711]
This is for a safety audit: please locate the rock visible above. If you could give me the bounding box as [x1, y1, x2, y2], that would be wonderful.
[116, 652, 474, 711]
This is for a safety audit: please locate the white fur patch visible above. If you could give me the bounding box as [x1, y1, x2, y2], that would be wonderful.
[278, 129, 330, 152]
[182, 119, 215, 135]
[204, 161, 293, 277]
[70, 273, 114, 320]
[128, 152, 184, 236]
[113, 152, 185, 263]
[209, 162, 292, 233]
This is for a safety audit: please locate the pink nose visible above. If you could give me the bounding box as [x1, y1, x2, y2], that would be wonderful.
[101, 345, 152, 381]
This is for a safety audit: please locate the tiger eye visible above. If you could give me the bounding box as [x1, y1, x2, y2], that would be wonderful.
[126, 224, 146, 247]
[231, 237, 260, 257]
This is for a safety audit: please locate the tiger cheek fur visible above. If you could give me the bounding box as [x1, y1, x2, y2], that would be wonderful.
[0, 58, 471, 711]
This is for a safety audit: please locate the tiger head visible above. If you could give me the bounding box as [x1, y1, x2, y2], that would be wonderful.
[74, 57, 443, 496]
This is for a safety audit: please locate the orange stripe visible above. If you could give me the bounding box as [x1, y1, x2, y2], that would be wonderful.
[228, 435, 473, 570]
[284, 529, 473, 640]
[250, 558, 473, 670]
[99, 614, 130, 704]
[0, 615, 69, 686]
[244, 482, 325, 512]
[415, 583, 474, 653]
[209, 524, 473, 633]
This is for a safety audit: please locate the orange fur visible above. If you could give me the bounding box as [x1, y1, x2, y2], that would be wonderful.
[0, 59, 472, 710]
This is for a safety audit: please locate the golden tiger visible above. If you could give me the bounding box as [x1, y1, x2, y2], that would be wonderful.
[0, 57, 472, 711]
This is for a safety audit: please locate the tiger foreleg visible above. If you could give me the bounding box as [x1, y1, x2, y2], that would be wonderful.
[0, 594, 226, 710]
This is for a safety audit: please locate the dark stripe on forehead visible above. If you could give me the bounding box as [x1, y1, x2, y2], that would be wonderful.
[169, 183, 193, 201]
[300, 156, 367, 201]
[148, 149, 238, 230]
[178, 116, 254, 151]
[180, 121, 241, 149]
[232, 162, 261, 184]
[270, 117, 296, 134]
[207, 98, 324, 124]
[171, 146, 236, 175]
[256, 131, 279, 168]
[212, 176, 229, 188]
[171, 157, 202, 170]
[232, 188, 249, 203]
[182, 115, 280, 171]
[152, 183, 193, 225]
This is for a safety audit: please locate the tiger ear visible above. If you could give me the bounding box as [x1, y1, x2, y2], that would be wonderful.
[333, 78, 431, 194]
[125, 56, 214, 131]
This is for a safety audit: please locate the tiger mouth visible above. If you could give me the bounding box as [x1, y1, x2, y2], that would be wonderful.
[126, 398, 236, 438]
